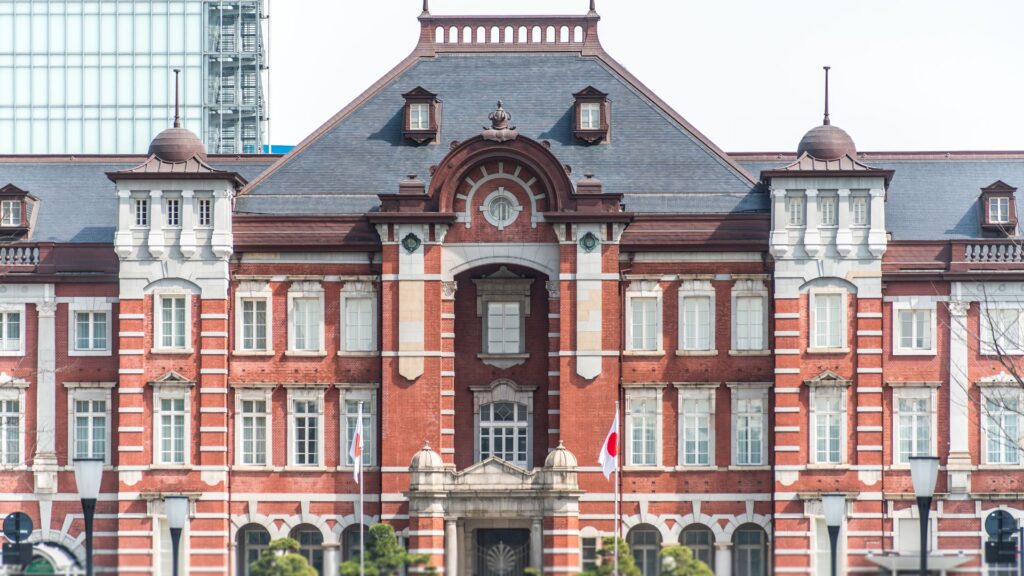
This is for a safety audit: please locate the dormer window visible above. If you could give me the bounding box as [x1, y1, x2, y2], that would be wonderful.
[980, 180, 1018, 234]
[0, 201, 21, 227]
[402, 87, 440, 145]
[0, 184, 36, 238]
[573, 86, 609, 144]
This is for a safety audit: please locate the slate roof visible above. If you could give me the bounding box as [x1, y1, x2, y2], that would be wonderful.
[736, 153, 1024, 241]
[0, 156, 276, 243]
[240, 51, 765, 215]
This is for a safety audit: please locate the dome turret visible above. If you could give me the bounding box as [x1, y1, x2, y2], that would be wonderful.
[409, 441, 444, 470]
[544, 441, 578, 468]
[797, 124, 856, 161]
[148, 127, 207, 163]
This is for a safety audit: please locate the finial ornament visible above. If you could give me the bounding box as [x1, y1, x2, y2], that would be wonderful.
[172, 68, 181, 128]
[589, 0, 597, 13]
[422, 0, 429, 15]
[823, 65, 831, 126]
[482, 100, 519, 142]
[488, 100, 513, 130]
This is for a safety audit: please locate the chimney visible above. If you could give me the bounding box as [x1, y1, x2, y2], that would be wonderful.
[576, 173, 603, 195]
[400, 174, 426, 195]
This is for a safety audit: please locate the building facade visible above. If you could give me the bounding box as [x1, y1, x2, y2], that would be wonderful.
[0, 0, 267, 155]
[0, 4, 1023, 575]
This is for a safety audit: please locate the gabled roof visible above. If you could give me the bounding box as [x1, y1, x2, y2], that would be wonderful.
[240, 9, 762, 216]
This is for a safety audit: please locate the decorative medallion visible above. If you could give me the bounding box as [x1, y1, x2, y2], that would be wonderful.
[578, 231, 600, 253]
[401, 233, 422, 254]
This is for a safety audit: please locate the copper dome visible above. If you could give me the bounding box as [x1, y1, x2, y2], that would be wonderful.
[797, 124, 856, 161]
[148, 127, 207, 163]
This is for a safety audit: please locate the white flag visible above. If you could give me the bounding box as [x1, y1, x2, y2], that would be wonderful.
[349, 402, 364, 484]
[598, 410, 619, 480]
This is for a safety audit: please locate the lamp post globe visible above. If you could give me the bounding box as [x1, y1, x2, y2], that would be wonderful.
[73, 457, 104, 576]
[908, 456, 940, 576]
[821, 494, 845, 576]
[164, 496, 190, 576]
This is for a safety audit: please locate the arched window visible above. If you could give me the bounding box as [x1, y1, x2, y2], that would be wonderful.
[289, 525, 324, 574]
[237, 524, 271, 576]
[342, 524, 373, 561]
[627, 524, 661, 576]
[733, 524, 767, 576]
[680, 524, 714, 569]
[479, 401, 529, 466]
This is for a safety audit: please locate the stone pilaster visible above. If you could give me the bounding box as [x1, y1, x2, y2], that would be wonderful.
[33, 297, 58, 495]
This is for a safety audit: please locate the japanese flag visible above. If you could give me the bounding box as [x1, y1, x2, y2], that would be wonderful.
[349, 402, 364, 484]
[598, 410, 619, 480]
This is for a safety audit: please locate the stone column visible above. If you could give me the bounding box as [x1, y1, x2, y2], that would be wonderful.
[179, 189, 196, 258]
[323, 543, 340, 576]
[445, 519, 458, 576]
[803, 189, 821, 256]
[713, 542, 732, 576]
[33, 298, 58, 495]
[531, 517, 543, 569]
[835, 189, 852, 256]
[147, 190, 166, 258]
[867, 188, 887, 256]
[947, 297, 972, 493]
[769, 189, 790, 257]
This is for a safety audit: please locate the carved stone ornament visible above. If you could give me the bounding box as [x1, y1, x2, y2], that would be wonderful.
[578, 231, 600, 253]
[482, 100, 519, 143]
[948, 300, 969, 317]
[401, 233, 422, 254]
[545, 280, 560, 299]
[441, 281, 458, 300]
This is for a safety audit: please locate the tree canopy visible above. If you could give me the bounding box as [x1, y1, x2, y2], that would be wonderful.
[248, 537, 318, 576]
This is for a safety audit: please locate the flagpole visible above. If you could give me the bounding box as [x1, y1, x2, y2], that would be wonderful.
[358, 401, 365, 576]
[613, 399, 620, 576]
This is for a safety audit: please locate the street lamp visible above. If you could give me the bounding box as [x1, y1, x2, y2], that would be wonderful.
[73, 457, 104, 576]
[164, 496, 190, 576]
[822, 494, 845, 576]
[909, 456, 940, 576]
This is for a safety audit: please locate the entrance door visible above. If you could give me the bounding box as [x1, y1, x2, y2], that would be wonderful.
[475, 529, 530, 576]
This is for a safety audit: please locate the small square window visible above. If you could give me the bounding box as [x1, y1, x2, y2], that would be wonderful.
[896, 308, 933, 353]
[75, 311, 109, 351]
[409, 103, 430, 130]
[580, 102, 601, 130]
[0, 310, 22, 353]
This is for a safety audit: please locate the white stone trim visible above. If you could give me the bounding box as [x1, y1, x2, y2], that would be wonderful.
[152, 384, 191, 466]
[0, 303, 26, 356]
[626, 280, 664, 353]
[731, 386, 769, 467]
[234, 281, 274, 354]
[339, 384, 379, 469]
[471, 379, 535, 467]
[66, 298, 113, 357]
[234, 387, 274, 468]
[676, 278, 714, 354]
[339, 281, 378, 354]
[730, 278, 769, 353]
[287, 387, 326, 468]
[151, 289, 193, 354]
[625, 386, 664, 468]
[677, 386, 715, 468]
[808, 385, 847, 465]
[808, 288, 848, 352]
[891, 299, 937, 356]
[891, 386, 938, 465]
[66, 386, 113, 465]
[287, 281, 326, 355]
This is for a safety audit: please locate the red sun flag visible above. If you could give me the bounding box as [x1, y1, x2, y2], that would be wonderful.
[598, 411, 619, 480]
[349, 402, 364, 484]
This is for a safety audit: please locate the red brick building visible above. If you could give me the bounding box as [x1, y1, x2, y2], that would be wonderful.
[1, 4, 1023, 576]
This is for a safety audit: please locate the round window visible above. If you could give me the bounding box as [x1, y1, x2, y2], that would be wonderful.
[481, 189, 521, 229]
[489, 196, 514, 224]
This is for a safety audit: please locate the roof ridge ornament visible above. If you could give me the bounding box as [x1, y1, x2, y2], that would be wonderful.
[589, 0, 597, 14]
[421, 0, 429, 16]
[482, 99, 519, 142]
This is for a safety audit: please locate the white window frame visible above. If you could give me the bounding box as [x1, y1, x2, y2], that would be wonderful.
[676, 384, 715, 469]
[0, 304, 25, 356]
[68, 298, 113, 357]
[340, 385, 378, 469]
[731, 279, 769, 354]
[0, 200, 22, 227]
[624, 385, 664, 468]
[233, 386, 274, 468]
[286, 386, 326, 468]
[851, 195, 869, 227]
[287, 282, 325, 356]
[66, 384, 114, 464]
[980, 303, 1024, 356]
[730, 384, 770, 467]
[809, 290, 847, 352]
[990, 196, 1011, 224]
[153, 384, 192, 466]
[471, 379, 535, 467]
[133, 195, 150, 228]
[676, 278, 715, 355]
[808, 383, 848, 465]
[152, 290, 192, 353]
[580, 102, 602, 130]
[339, 282, 378, 355]
[892, 299, 937, 356]
[164, 197, 181, 228]
[197, 197, 213, 228]
[891, 385, 938, 467]
[787, 195, 805, 227]
[980, 385, 1023, 466]
[625, 280, 663, 354]
[234, 281, 273, 355]
[819, 195, 837, 227]
[0, 381, 27, 469]
[408, 102, 430, 130]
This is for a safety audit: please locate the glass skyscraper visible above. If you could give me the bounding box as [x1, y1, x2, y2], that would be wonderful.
[0, 0, 266, 154]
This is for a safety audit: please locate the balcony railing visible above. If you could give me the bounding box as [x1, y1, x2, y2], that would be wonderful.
[0, 246, 39, 266]
[963, 242, 1024, 263]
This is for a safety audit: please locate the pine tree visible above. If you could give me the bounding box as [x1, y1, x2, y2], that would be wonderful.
[579, 537, 642, 576]
[339, 524, 436, 576]
[248, 537, 318, 576]
[660, 545, 714, 576]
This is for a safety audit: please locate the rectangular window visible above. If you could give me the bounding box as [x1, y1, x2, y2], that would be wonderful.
[0, 398, 20, 465]
[344, 399, 375, 467]
[819, 196, 836, 226]
[74, 398, 107, 459]
[630, 297, 659, 351]
[681, 394, 711, 466]
[852, 196, 868, 226]
[581, 537, 598, 571]
[75, 311, 108, 351]
[580, 102, 601, 129]
[345, 298, 374, 352]
[988, 308, 1022, 353]
[735, 395, 764, 466]
[134, 198, 149, 227]
[292, 298, 321, 352]
[897, 309, 932, 352]
[986, 391, 1020, 465]
[735, 296, 764, 351]
[681, 296, 711, 351]
[0, 200, 21, 226]
[159, 396, 186, 464]
[240, 399, 267, 466]
[896, 393, 931, 464]
[0, 311, 21, 352]
[813, 294, 844, 349]
[409, 103, 429, 130]
[293, 399, 320, 466]
[198, 198, 212, 227]
[627, 392, 658, 466]
[160, 296, 187, 349]
[240, 299, 267, 351]
[813, 388, 844, 464]
[486, 301, 521, 354]
[788, 196, 804, 226]
[990, 196, 1010, 224]
[165, 198, 180, 227]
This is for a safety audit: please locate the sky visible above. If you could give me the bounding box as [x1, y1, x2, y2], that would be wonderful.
[267, 0, 1024, 152]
